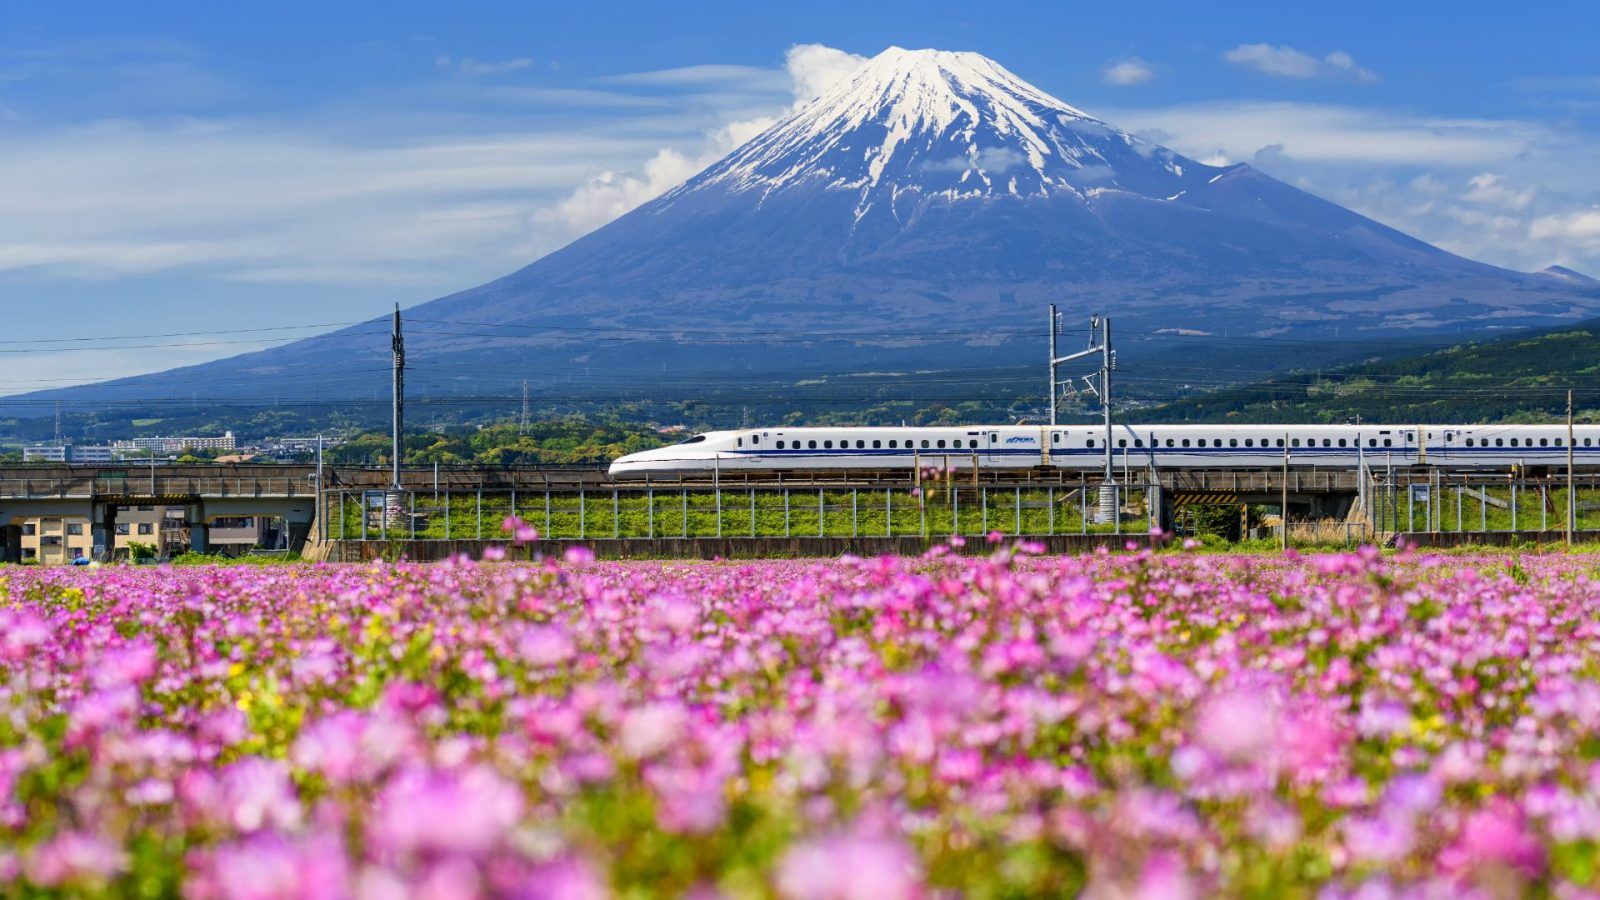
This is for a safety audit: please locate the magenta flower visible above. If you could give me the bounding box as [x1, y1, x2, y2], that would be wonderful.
[776, 829, 920, 900]
[368, 766, 523, 858]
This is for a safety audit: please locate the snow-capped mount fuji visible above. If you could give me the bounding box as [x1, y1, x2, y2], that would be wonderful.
[676, 47, 1200, 212]
[13, 47, 1600, 415]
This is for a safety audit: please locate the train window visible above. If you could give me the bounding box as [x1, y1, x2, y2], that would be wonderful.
[751, 435, 759, 445]
[776, 440, 785, 449]
[1244, 439, 1253, 447]
[1051, 433, 1060, 444]
[1087, 439, 1096, 448]
[1338, 439, 1347, 447]
[1321, 439, 1330, 447]
[1510, 438, 1519, 447]
[1555, 438, 1563, 447]
[872, 440, 881, 449]
[1465, 439, 1473, 447]
[890, 440, 899, 449]
[1135, 439, 1144, 448]
[1495, 439, 1504, 447]
[1368, 439, 1377, 448]
[1383, 439, 1392, 448]
[808, 440, 817, 449]
[1166, 439, 1175, 447]
[969, 440, 978, 449]
[1541, 438, 1550, 447]
[921, 440, 930, 449]
[1180, 439, 1190, 448]
[936, 439, 947, 449]
[1196, 439, 1206, 447]
[1276, 439, 1285, 447]
[1229, 439, 1238, 447]
[1118, 439, 1127, 448]
[1291, 439, 1301, 447]
[737, 438, 743, 447]
[823, 440, 832, 449]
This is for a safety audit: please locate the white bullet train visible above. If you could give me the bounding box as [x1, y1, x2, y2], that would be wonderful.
[609, 423, 1600, 477]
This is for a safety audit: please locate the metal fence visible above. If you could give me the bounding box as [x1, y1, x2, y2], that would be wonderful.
[1368, 473, 1600, 535]
[324, 480, 1157, 542]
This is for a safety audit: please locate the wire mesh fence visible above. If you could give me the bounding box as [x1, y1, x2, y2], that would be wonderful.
[324, 482, 1157, 542]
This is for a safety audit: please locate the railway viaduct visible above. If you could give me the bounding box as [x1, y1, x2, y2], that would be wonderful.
[0, 463, 1373, 561]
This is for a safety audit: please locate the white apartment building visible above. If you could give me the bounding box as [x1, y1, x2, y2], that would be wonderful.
[112, 431, 236, 454]
[24, 445, 121, 463]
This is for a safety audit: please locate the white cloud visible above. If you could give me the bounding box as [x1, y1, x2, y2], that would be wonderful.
[538, 148, 704, 235]
[538, 44, 866, 234]
[599, 64, 788, 91]
[1102, 97, 1600, 275]
[1224, 43, 1377, 83]
[1463, 173, 1535, 210]
[785, 43, 869, 102]
[1101, 59, 1155, 86]
[437, 55, 536, 76]
[1531, 209, 1600, 249]
[1110, 101, 1532, 165]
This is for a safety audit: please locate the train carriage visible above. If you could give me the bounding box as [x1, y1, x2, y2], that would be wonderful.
[608, 423, 1600, 477]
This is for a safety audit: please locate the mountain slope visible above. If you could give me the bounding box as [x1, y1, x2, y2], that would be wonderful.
[11, 46, 1600, 416]
[1143, 318, 1600, 425]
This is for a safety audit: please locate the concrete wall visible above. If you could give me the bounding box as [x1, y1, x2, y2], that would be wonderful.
[328, 533, 1162, 562]
[1394, 530, 1600, 548]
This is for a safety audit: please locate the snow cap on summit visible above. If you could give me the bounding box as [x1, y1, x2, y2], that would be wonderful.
[664, 45, 1200, 216]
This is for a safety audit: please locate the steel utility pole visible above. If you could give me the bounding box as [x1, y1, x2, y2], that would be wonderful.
[1568, 389, 1576, 547]
[1100, 317, 1113, 488]
[1281, 433, 1290, 552]
[519, 380, 529, 435]
[1048, 309, 1116, 522]
[391, 304, 404, 491]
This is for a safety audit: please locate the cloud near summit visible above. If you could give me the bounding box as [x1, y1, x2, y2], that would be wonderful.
[541, 44, 868, 234]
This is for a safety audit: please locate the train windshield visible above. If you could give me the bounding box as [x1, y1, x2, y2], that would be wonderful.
[676, 435, 707, 445]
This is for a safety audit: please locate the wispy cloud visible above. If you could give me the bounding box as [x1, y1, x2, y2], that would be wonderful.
[1223, 43, 1378, 83]
[598, 64, 789, 91]
[1101, 58, 1155, 87]
[1108, 97, 1600, 274]
[539, 43, 867, 234]
[1111, 101, 1529, 165]
[435, 55, 536, 76]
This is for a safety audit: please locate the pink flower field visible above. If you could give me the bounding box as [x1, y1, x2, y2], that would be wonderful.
[4, 544, 1600, 897]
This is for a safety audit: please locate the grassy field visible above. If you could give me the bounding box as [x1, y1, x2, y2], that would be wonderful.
[328, 485, 1149, 540]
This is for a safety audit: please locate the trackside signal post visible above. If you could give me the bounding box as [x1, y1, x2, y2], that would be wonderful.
[1048, 306, 1114, 487]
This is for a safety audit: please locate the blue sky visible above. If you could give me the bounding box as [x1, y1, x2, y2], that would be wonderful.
[3, 0, 1600, 392]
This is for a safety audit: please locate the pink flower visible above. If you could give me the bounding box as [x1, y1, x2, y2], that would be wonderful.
[502, 516, 539, 544]
[563, 546, 596, 566]
[516, 856, 608, 900]
[619, 702, 688, 759]
[93, 639, 159, 688]
[0, 609, 49, 662]
[1442, 801, 1544, 880]
[186, 831, 350, 900]
[517, 625, 576, 668]
[368, 766, 523, 857]
[23, 831, 126, 886]
[1193, 688, 1276, 762]
[222, 759, 304, 833]
[776, 828, 921, 900]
